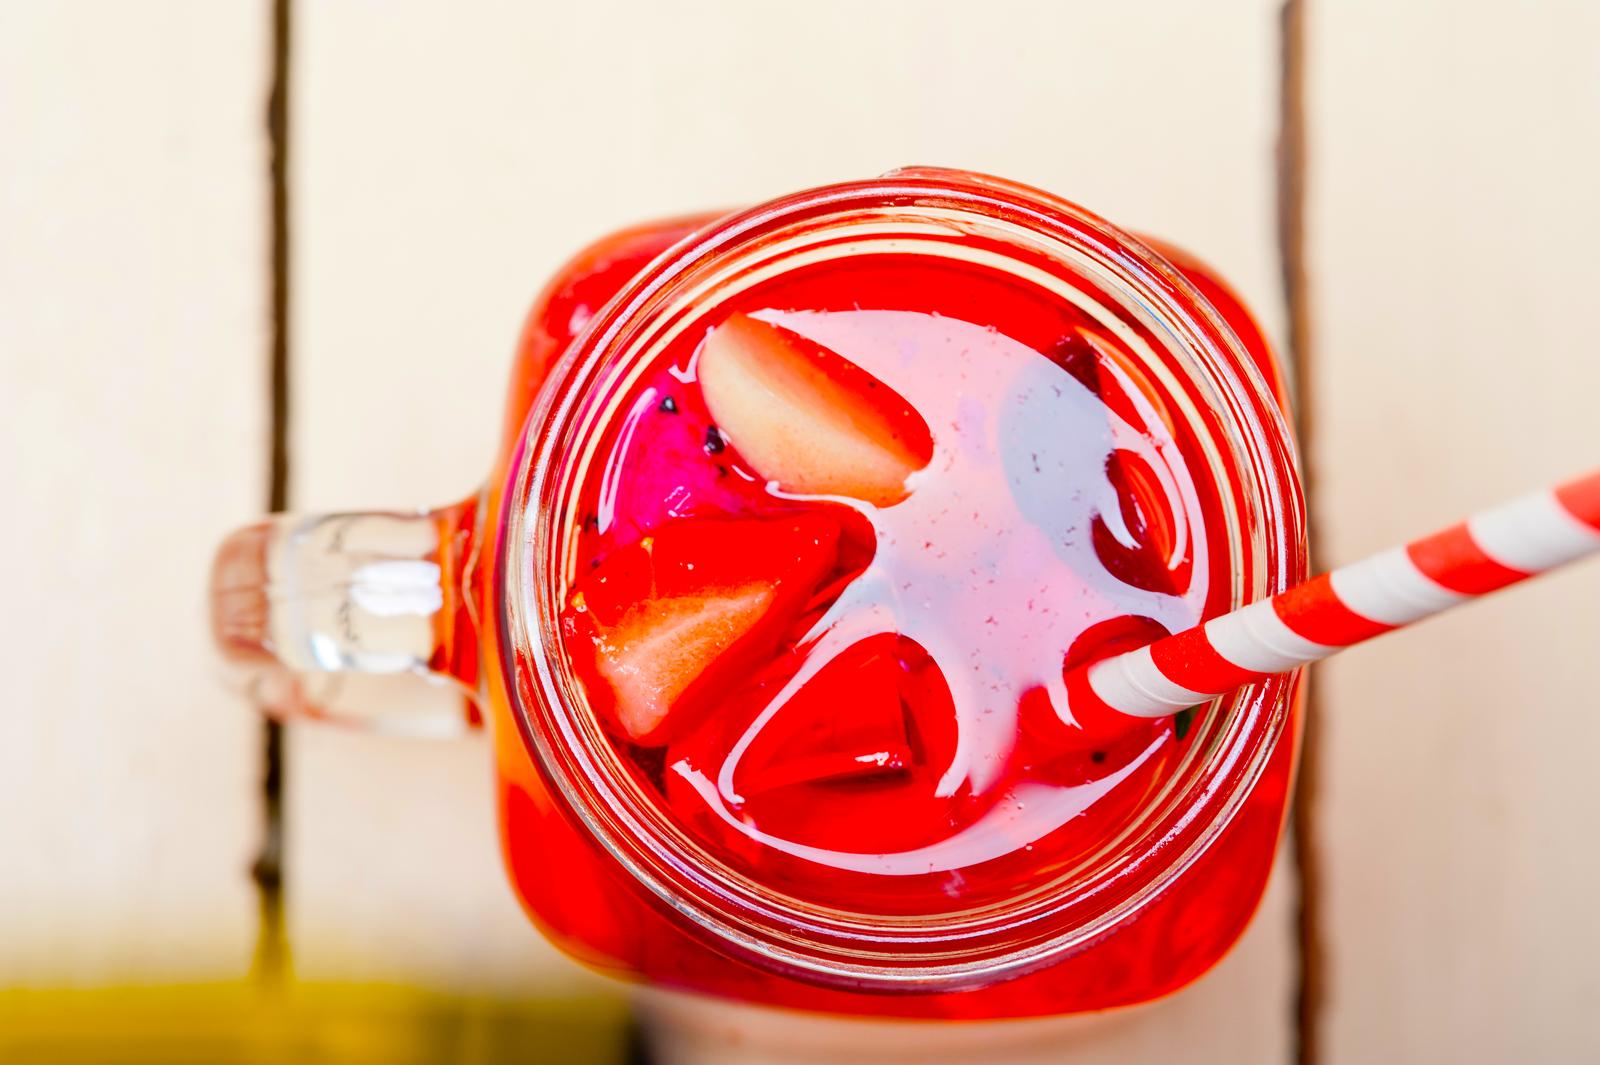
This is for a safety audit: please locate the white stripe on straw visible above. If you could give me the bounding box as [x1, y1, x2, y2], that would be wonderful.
[1081, 470, 1600, 720]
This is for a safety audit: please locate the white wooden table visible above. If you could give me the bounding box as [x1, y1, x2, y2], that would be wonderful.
[4, 2, 1597, 1061]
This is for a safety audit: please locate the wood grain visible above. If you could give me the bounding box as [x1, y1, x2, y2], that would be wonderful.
[287, 0, 1298, 1052]
[0, 2, 267, 982]
[1308, 2, 1600, 1060]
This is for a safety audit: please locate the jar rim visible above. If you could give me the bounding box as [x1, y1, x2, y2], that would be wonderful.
[497, 168, 1306, 989]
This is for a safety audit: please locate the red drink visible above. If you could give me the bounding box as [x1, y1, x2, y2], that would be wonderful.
[485, 171, 1306, 1017]
[208, 167, 1304, 1022]
[562, 263, 1218, 904]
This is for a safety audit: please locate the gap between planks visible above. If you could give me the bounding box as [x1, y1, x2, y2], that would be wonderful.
[1276, 2, 1323, 1064]
[252, 0, 293, 985]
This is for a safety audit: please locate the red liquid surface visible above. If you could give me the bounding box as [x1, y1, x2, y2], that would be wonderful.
[485, 215, 1301, 1018]
[558, 254, 1232, 917]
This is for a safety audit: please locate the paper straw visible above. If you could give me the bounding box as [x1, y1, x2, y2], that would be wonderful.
[1084, 468, 1600, 719]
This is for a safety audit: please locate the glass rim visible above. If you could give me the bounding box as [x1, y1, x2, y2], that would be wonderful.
[496, 168, 1307, 988]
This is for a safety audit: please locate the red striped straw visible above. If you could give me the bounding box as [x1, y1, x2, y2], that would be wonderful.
[1083, 468, 1600, 719]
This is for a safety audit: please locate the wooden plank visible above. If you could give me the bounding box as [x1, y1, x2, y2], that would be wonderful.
[0, 3, 267, 982]
[291, 0, 1296, 1047]
[1308, 2, 1600, 1060]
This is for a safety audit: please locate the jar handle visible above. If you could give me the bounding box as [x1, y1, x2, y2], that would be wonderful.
[208, 497, 483, 736]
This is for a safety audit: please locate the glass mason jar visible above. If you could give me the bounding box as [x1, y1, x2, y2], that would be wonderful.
[210, 168, 1306, 1020]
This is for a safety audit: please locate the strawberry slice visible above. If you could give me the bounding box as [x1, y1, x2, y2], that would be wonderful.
[563, 513, 840, 746]
[697, 313, 932, 507]
[1092, 447, 1193, 596]
[592, 583, 777, 744]
[664, 636, 970, 855]
[1047, 333, 1191, 596]
[731, 636, 915, 797]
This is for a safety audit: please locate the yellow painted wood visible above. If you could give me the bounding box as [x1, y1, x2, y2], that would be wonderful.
[0, 983, 629, 1065]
